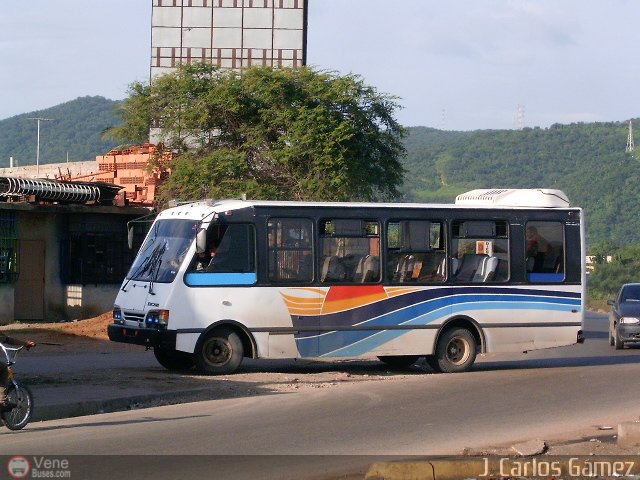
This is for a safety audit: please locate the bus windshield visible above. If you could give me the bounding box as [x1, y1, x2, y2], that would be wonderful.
[126, 219, 199, 283]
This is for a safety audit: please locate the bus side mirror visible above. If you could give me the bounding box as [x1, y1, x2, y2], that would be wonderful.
[196, 228, 207, 254]
[127, 224, 134, 250]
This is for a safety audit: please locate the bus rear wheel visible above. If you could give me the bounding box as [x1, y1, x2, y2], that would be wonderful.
[378, 355, 420, 369]
[433, 327, 477, 373]
[153, 347, 195, 371]
[195, 327, 244, 375]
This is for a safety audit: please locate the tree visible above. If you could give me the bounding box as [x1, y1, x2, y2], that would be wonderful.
[588, 243, 640, 300]
[107, 63, 406, 203]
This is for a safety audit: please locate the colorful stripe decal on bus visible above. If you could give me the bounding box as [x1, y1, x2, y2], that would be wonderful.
[280, 286, 581, 357]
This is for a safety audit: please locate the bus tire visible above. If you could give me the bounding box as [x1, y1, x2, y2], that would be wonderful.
[195, 327, 244, 375]
[153, 347, 195, 371]
[614, 326, 625, 350]
[433, 327, 477, 373]
[378, 355, 420, 369]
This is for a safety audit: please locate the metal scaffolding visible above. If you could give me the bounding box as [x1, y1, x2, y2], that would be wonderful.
[0, 177, 122, 205]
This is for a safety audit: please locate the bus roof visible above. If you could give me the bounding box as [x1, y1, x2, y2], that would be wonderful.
[157, 188, 574, 220]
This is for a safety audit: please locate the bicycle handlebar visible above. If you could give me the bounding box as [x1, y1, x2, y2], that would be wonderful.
[0, 343, 24, 367]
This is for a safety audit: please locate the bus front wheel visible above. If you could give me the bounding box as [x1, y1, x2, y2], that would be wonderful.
[433, 328, 477, 373]
[195, 327, 244, 375]
[153, 347, 195, 371]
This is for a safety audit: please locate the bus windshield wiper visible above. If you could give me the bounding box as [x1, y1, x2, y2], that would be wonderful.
[147, 242, 167, 295]
[121, 241, 162, 292]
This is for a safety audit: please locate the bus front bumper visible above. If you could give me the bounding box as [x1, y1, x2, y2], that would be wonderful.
[107, 323, 176, 350]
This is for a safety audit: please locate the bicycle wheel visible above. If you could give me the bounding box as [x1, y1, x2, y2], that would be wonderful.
[1, 383, 33, 431]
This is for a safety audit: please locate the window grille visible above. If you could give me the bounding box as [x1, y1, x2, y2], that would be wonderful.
[0, 211, 18, 284]
[60, 217, 147, 285]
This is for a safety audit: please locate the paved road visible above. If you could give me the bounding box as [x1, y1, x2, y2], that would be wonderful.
[2, 312, 639, 479]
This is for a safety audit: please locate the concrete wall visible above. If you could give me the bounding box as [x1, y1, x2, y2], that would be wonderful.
[0, 161, 99, 180]
[0, 287, 13, 323]
[64, 284, 119, 320]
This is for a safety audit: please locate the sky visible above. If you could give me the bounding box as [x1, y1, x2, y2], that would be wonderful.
[1, 1, 639, 131]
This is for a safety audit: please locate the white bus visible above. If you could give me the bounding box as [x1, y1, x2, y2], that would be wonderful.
[108, 188, 585, 374]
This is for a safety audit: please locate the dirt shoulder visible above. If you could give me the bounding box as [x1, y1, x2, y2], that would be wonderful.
[0, 312, 130, 354]
[2, 313, 640, 457]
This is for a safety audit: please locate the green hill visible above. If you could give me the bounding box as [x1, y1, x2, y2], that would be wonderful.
[0, 96, 120, 167]
[402, 122, 639, 247]
[1, 96, 636, 248]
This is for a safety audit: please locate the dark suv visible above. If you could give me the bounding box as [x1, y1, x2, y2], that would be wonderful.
[608, 283, 640, 349]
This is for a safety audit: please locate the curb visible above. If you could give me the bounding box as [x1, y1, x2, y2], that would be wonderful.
[31, 388, 212, 422]
[618, 421, 640, 447]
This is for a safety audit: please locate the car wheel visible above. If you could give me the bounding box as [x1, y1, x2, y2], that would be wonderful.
[614, 326, 625, 350]
[609, 326, 615, 346]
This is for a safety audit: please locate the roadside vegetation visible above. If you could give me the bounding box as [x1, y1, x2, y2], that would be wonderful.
[106, 63, 407, 203]
[403, 122, 640, 247]
[587, 242, 640, 309]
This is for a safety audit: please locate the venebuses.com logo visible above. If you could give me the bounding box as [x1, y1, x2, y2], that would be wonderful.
[7, 456, 30, 479]
[6, 456, 71, 478]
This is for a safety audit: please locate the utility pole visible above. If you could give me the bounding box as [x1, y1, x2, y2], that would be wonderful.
[27, 117, 53, 176]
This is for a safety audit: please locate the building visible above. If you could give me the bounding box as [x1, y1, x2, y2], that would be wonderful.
[0, 200, 149, 324]
[151, 0, 308, 78]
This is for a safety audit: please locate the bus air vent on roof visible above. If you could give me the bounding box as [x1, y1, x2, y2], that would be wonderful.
[455, 189, 570, 208]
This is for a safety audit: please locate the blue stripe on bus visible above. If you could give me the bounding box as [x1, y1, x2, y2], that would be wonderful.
[292, 292, 582, 357]
[292, 292, 581, 336]
[185, 272, 257, 286]
[291, 286, 580, 330]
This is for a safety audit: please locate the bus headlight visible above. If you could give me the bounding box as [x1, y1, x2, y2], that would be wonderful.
[146, 310, 170, 328]
[619, 317, 640, 324]
[113, 307, 123, 324]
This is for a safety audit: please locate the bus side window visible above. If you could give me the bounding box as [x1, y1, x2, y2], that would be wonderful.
[212, 224, 255, 273]
[267, 218, 313, 283]
[184, 223, 257, 286]
[387, 220, 445, 284]
[525, 221, 565, 283]
[320, 219, 380, 284]
[451, 220, 509, 283]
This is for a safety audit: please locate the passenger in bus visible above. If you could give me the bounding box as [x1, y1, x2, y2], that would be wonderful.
[193, 250, 212, 271]
[526, 226, 549, 272]
[298, 250, 314, 281]
[192, 245, 218, 272]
